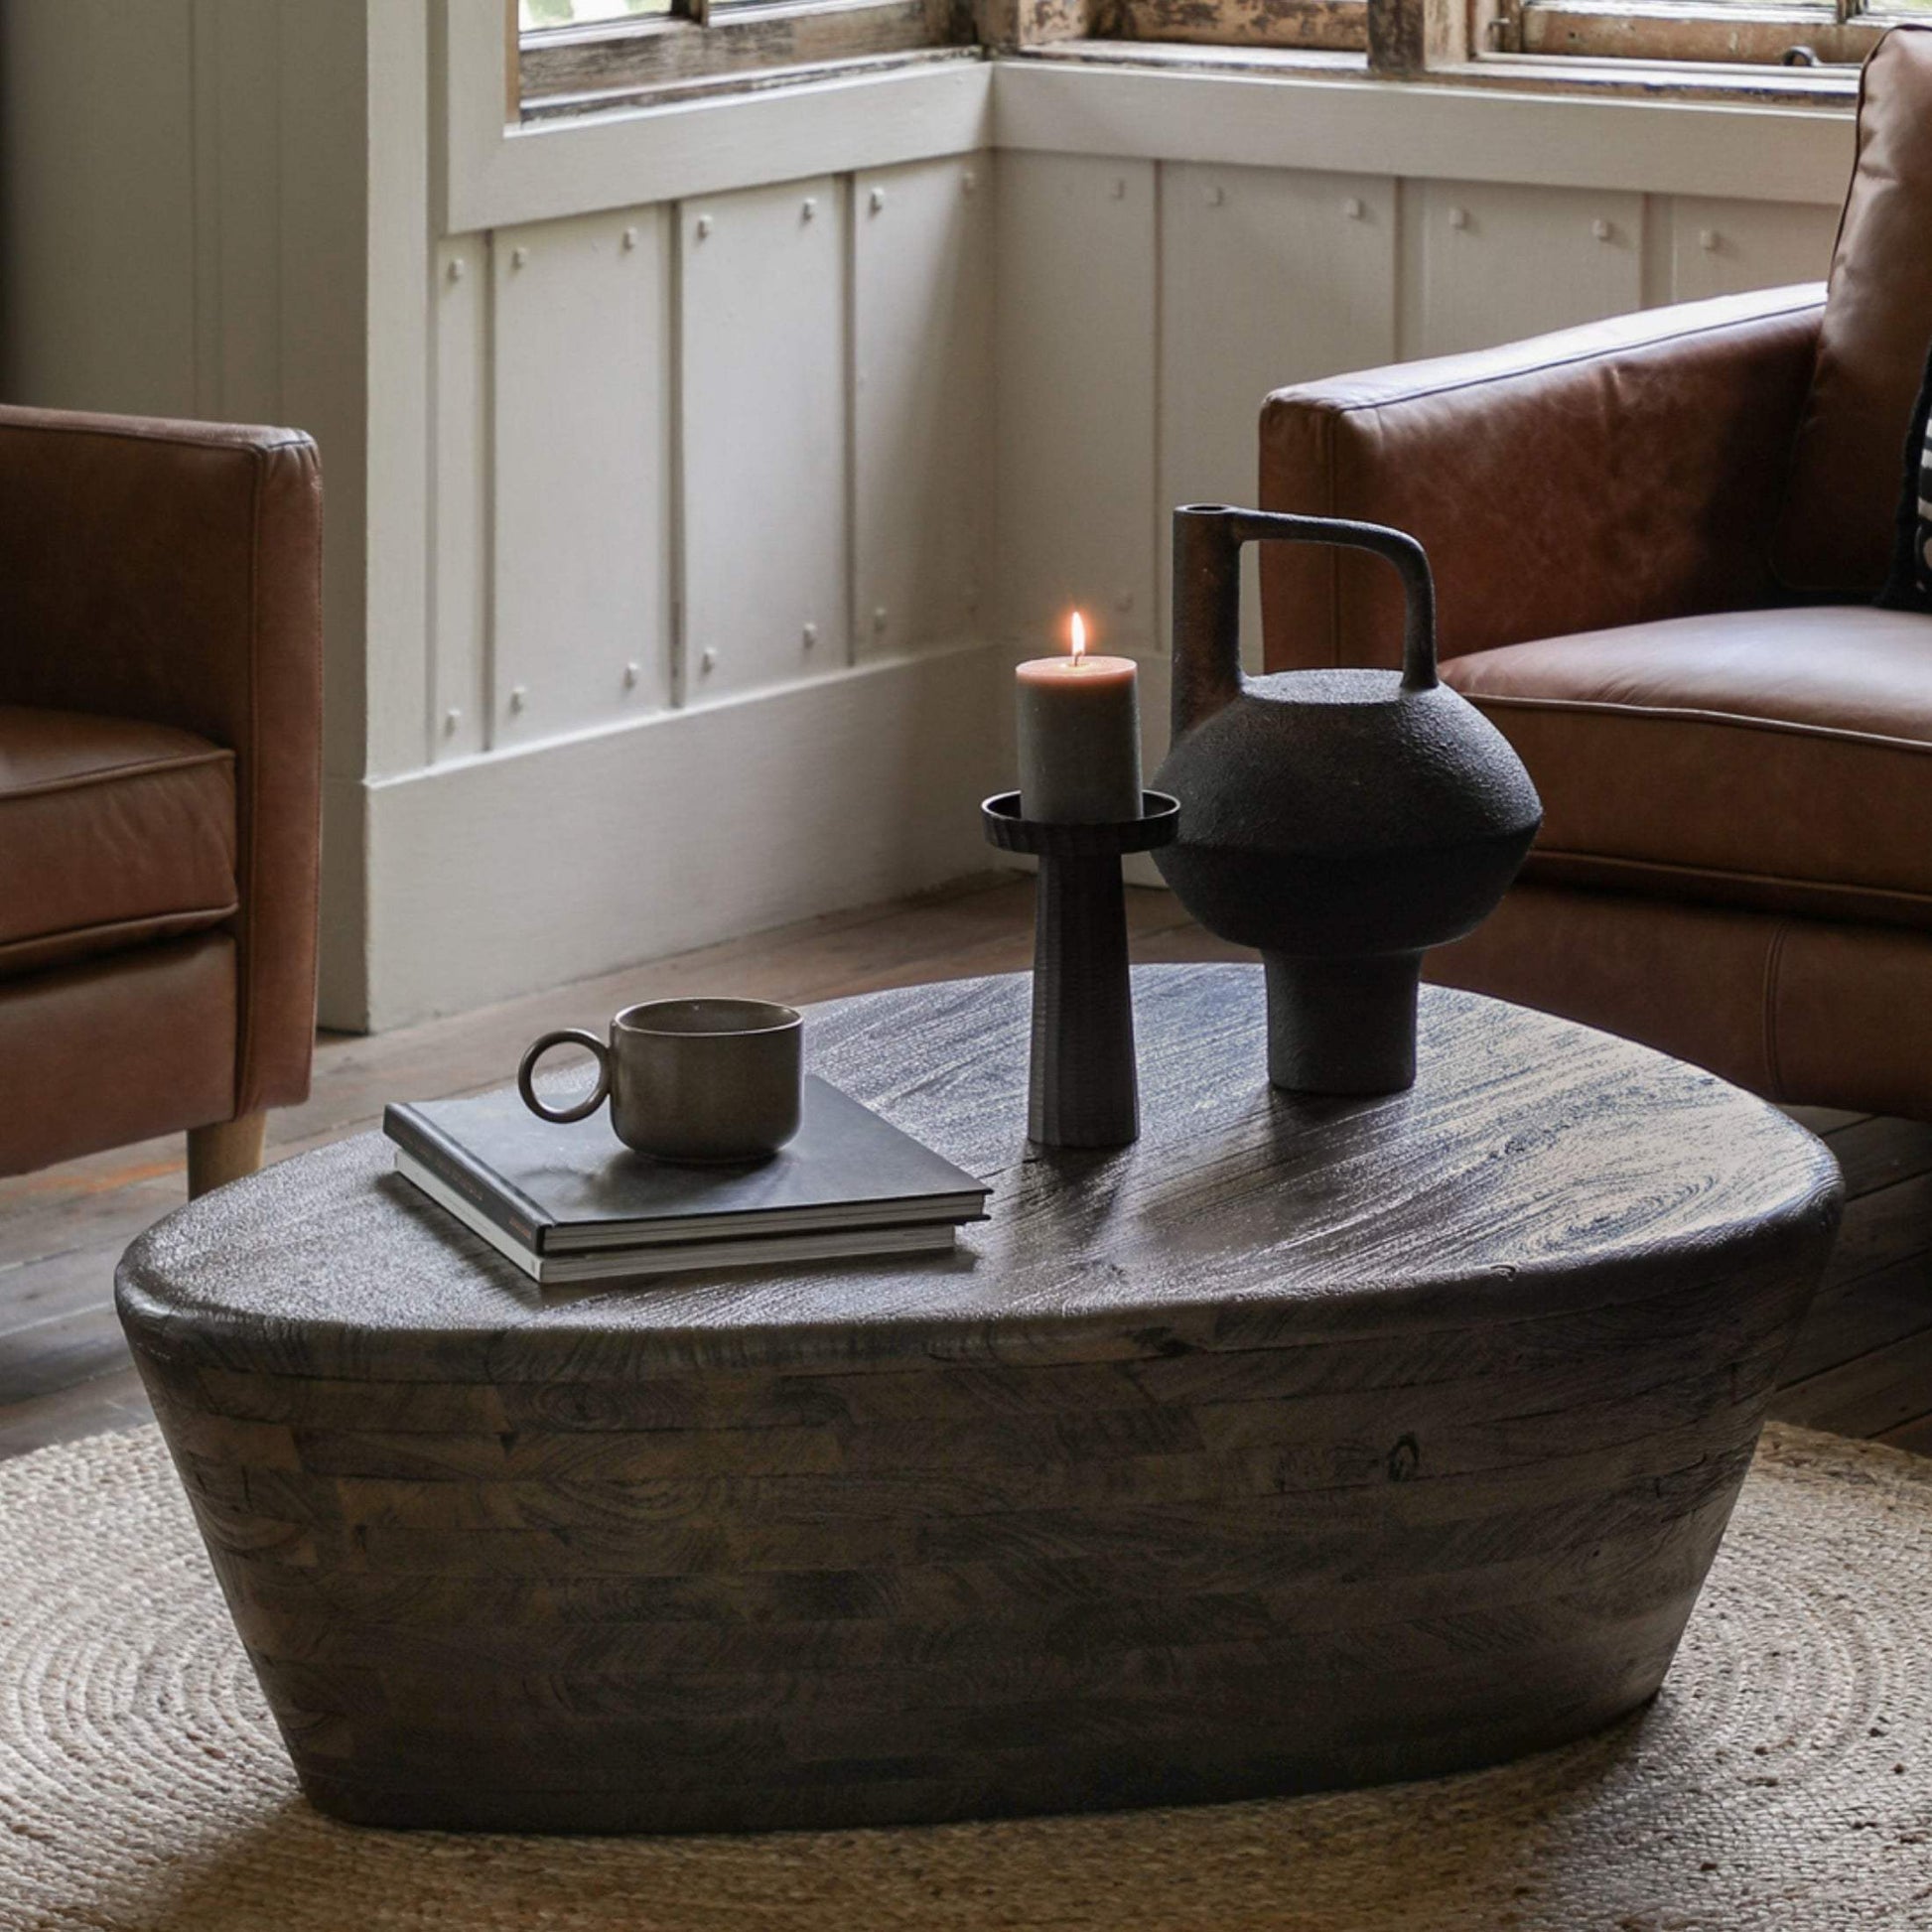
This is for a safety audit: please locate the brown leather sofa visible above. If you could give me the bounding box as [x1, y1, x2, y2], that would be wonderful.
[0, 408, 323, 1193]
[1258, 26, 1932, 1121]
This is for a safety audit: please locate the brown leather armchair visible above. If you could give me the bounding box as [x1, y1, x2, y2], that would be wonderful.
[1258, 28, 1932, 1122]
[0, 408, 322, 1193]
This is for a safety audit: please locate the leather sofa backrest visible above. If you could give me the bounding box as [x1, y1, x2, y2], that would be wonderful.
[1774, 26, 1932, 596]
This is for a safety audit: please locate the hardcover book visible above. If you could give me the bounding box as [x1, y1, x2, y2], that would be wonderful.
[384, 1075, 989, 1285]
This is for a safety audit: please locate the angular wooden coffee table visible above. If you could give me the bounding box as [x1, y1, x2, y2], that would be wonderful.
[118, 965, 1841, 1835]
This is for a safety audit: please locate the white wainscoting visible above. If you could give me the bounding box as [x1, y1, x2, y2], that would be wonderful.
[995, 152, 1159, 664]
[362, 64, 1849, 1027]
[1156, 163, 1398, 664]
[365, 642, 1010, 1026]
[853, 154, 994, 664]
[682, 177, 850, 704]
[493, 207, 676, 742]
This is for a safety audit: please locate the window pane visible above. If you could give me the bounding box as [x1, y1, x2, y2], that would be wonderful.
[519, 0, 673, 29]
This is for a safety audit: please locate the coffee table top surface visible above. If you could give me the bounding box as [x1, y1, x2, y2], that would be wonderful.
[119, 965, 1841, 1382]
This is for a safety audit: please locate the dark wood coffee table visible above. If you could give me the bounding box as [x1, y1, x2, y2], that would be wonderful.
[118, 965, 1841, 1835]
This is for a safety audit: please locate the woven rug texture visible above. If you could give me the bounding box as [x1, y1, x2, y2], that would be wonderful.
[0, 1421, 1926, 1932]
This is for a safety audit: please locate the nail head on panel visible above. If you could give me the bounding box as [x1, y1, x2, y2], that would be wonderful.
[1206, 185, 1225, 207]
[802, 196, 818, 221]
[869, 187, 887, 213]
[962, 169, 977, 194]
[622, 661, 641, 689]
[802, 622, 819, 649]
[442, 709, 462, 736]
[1112, 178, 1128, 200]
[445, 257, 466, 283]
[1592, 217, 1613, 241]
[1700, 228, 1721, 251]
[510, 245, 528, 270]
[621, 224, 638, 250]
[872, 607, 889, 631]
[1448, 207, 1468, 230]
[695, 214, 713, 239]
[1342, 197, 1365, 220]
[700, 648, 718, 675]
[507, 686, 527, 713]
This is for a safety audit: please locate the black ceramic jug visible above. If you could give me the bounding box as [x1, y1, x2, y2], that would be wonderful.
[1154, 505, 1542, 1095]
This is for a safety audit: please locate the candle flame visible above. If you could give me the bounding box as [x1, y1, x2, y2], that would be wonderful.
[1070, 611, 1087, 661]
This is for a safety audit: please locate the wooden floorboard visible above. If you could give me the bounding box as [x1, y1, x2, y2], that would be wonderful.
[1, 873, 1927, 1461]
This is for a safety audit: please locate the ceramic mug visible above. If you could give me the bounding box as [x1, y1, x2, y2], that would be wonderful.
[517, 997, 802, 1164]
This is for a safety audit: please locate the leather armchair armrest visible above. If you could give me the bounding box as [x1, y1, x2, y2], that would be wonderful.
[1259, 285, 1826, 673]
[0, 406, 323, 1116]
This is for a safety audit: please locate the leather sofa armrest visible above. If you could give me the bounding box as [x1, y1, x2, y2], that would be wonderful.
[1259, 284, 1826, 674]
[0, 406, 323, 1116]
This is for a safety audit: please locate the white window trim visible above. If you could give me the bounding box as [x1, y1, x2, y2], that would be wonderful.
[441, 0, 1853, 235]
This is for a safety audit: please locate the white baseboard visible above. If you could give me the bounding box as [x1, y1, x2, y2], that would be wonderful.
[357, 641, 1015, 1031]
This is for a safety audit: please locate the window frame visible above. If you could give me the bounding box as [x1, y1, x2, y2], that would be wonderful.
[515, 0, 981, 119]
[1501, 0, 1924, 68]
[509, 0, 1904, 120]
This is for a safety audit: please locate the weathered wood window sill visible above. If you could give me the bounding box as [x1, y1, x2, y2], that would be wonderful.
[1014, 38, 1858, 103]
[521, 43, 984, 121]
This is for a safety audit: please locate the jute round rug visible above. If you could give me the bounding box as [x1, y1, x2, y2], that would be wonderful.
[2, 1423, 1927, 1932]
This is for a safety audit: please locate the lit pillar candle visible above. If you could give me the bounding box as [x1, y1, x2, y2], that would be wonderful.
[1016, 612, 1143, 823]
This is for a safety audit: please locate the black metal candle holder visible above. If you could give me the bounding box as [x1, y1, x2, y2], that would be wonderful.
[982, 790, 1180, 1149]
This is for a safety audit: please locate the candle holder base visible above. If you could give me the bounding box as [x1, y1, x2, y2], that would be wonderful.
[982, 791, 1180, 1149]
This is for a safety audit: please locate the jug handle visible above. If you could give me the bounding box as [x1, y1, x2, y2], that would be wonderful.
[1172, 505, 1438, 739]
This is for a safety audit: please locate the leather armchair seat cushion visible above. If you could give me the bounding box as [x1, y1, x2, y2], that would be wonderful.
[0, 705, 237, 979]
[1444, 606, 1932, 929]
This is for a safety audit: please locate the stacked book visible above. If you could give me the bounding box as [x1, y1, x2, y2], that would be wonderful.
[384, 1075, 989, 1288]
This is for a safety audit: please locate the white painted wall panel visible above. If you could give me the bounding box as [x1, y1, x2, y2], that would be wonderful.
[853, 156, 993, 662]
[995, 152, 1157, 659]
[1159, 164, 1397, 667]
[366, 643, 1010, 1027]
[1404, 181, 1645, 359]
[1667, 198, 1839, 304]
[681, 177, 849, 702]
[433, 235, 489, 760]
[492, 207, 673, 744]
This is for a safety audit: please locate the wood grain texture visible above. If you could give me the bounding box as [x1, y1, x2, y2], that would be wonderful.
[117, 965, 1840, 1832]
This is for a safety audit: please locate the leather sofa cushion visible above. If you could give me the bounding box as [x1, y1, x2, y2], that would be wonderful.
[1774, 27, 1932, 595]
[1444, 606, 1932, 929]
[0, 705, 236, 979]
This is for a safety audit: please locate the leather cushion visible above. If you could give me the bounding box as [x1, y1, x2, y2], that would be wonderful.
[1433, 881, 1932, 1122]
[1443, 606, 1932, 929]
[1774, 27, 1932, 595]
[0, 705, 237, 979]
[0, 933, 236, 1174]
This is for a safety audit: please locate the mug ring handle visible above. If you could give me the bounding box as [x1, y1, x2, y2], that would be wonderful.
[517, 1030, 613, 1124]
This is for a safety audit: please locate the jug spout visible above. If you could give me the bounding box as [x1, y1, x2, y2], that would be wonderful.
[1171, 505, 1248, 741]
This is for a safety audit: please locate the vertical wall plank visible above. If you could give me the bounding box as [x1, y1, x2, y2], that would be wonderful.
[1405, 181, 1644, 358]
[852, 155, 993, 663]
[1159, 164, 1396, 668]
[433, 235, 488, 761]
[1666, 198, 1839, 304]
[681, 176, 849, 702]
[995, 152, 1157, 659]
[492, 207, 673, 746]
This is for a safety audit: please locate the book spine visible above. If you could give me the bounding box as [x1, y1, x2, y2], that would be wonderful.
[381, 1105, 552, 1253]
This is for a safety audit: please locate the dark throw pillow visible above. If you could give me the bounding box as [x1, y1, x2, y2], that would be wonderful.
[1881, 340, 1932, 614]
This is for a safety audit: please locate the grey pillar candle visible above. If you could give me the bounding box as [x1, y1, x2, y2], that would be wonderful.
[1016, 615, 1144, 823]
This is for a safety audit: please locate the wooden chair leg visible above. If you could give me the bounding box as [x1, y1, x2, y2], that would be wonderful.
[187, 1112, 268, 1199]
